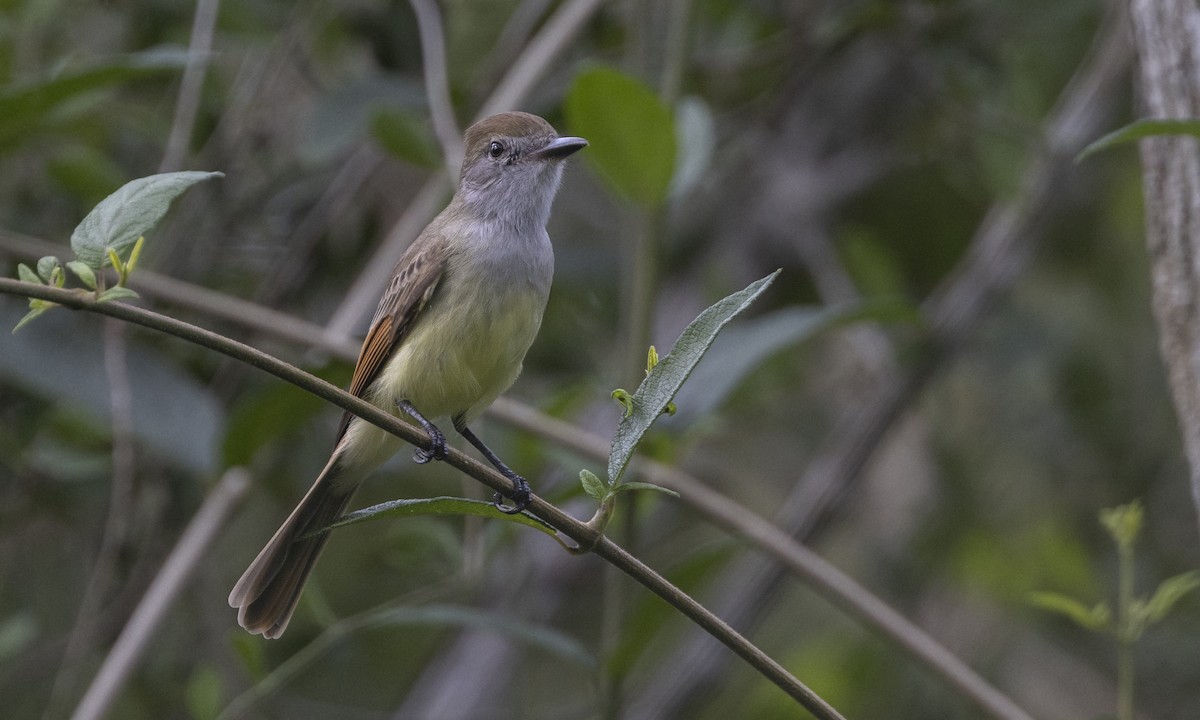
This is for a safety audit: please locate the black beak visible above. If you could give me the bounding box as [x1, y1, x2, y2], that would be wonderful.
[532, 136, 588, 160]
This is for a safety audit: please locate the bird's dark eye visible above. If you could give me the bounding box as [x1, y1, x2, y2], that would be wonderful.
[488, 141, 504, 159]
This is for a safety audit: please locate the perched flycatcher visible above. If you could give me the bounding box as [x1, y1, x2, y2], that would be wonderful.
[229, 112, 587, 638]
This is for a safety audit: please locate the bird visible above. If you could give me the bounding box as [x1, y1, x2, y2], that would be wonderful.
[229, 111, 587, 638]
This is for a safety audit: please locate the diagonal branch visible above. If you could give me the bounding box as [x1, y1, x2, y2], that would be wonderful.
[0, 277, 844, 720]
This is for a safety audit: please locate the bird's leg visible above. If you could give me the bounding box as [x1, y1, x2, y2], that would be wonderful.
[399, 400, 448, 464]
[454, 419, 532, 514]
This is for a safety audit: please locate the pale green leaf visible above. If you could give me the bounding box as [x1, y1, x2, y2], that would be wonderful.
[16, 263, 41, 285]
[615, 481, 680, 498]
[97, 286, 139, 303]
[70, 171, 223, 269]
[36, 256, 60, 283]
[66, 261, 97, 290]
[580, 469, 608, 501]
[13, 306, 50, 332]
[1141, 570, 1200, 624]
[1028, 591, 1112, 631]
[607, 271, 780, 484]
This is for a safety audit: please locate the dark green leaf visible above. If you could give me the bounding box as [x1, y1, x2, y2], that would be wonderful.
[616, 481, 680, 498]
[565, 66, 676, 205]
[607, 271, 780, 483]
[580, 469, 608, 501]
[1028, 591, 1111, 631]
[1076, 118, 1200, 163]
[66, 261, 97, 290]
[16, 263, 41, 285]
[314, 496, 559, 539]
[70, 171, 223, 269]
[97, 286, 139, 303]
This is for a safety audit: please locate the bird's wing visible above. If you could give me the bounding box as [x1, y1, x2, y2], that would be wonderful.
[335, 236, 447, 443]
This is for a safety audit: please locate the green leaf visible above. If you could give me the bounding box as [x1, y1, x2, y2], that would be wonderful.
[36, 256, 60, 283]
[1028, 591, 1112, 632]
[16, 263, 41, 285]
[1141, 570, 1200, 624]
[13, 306, 51, 332]
[580, 469, 608, 501]
[66, 261, 97, 290]
[70, 171, 223, 269]
[1077, 118, 1200, 163]
[607, 271, 780, 484]
[370, 108, 442, 169]
[313, 496, 559, 539]
[565, 66, 676, 205]
[97, 286, 139, 303]
[615, 481, 680, 498]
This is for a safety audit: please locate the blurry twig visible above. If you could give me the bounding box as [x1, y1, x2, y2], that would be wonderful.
[70, 469, 250, 720]
[160, 0, 221, 173]
[409, 0, 463, 177]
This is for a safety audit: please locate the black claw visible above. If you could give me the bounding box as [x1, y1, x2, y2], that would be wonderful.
[413, 425, 447, 464]
[493, 475, 532, 515]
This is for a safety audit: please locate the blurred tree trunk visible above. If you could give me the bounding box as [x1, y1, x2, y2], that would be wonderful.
[1129, 0, 1200, 532]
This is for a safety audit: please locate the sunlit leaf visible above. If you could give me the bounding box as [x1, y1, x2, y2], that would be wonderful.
[580, 469, 607, 501]
[608, 271, 779, 484]
[66, 261, 96, 290]
[70, 171, 223, 269]
[97, 286, 139, 303]
[565, 66, 676, 205]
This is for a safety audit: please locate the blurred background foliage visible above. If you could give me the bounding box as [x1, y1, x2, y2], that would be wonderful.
[1, 0, 1197, 718]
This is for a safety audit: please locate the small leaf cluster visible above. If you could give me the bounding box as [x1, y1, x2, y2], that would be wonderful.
[11, 171, 223, 332]
[1030, 500, 1200, 641]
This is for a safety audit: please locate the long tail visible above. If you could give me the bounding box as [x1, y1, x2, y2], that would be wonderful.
[228, 456, 356, 639]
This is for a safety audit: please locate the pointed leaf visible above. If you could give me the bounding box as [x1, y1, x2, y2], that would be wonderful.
[70, 171, 223, 269]
[1077, 118, 1200, 163]
[1028, 591, 1112, 631]
[13, 306, 51, 332]
[608, 271, 779, 483]
[314, 496, 559, 539]
[16, 263, 41, 285]
[615, 481, 680, 498]
[1141, 570, 1200, 624]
